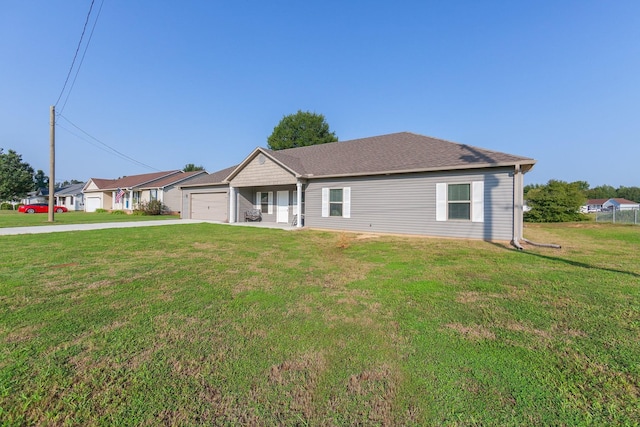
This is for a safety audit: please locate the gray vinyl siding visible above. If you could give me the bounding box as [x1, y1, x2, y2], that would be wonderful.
[305, 168, 515, 241]
[180, 184, 228, 219]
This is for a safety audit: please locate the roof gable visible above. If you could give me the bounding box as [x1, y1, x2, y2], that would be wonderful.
[227, 149, 297, 186]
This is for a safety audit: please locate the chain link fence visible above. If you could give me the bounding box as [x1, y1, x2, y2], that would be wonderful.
[595, 209, 640, 225]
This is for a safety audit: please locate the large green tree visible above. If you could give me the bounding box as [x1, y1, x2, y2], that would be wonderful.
[524, 180, 587, 223]
[267, 110, 338, 150]
[0, 149, 36, 201]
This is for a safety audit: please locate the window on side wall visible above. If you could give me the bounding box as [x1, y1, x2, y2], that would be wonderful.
[448, 184, 470, 220]
[436, 182, 484, 222]
[321, 187, 351, 218]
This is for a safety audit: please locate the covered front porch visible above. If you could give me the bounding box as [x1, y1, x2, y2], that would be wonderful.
[225, 148, 308, 228]
[228, 183, 305, 228]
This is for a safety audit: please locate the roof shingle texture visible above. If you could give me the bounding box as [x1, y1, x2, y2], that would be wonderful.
[89, 171, 180, 190]
[267, 132, 535, 177]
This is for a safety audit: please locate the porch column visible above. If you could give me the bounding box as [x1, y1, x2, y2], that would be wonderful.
[229, 186, 236, 223]
[296, 180, 302, 228]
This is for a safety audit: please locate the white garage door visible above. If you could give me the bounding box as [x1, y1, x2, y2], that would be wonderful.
[190, 193, 227, 221]
[85, 197, 101, 212]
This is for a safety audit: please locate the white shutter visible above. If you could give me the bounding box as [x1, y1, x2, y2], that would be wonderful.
[321, 188, 329, 217]
[255, 192, 260, 210]
[343, 187, 351, 218]
[436, 183, 447, 221]
[472, 181, 484, 223]
[267, 192, 273, 214]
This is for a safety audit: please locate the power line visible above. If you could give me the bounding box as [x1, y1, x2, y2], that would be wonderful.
[58, 114, 161, 172]
[54, 0, 102, 111]
[58, 0, 105, 114]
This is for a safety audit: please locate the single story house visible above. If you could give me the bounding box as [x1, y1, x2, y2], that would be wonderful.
[54, 183, 86, 211]
[603, 198, 640, 211]
[584, 199, 608, 213]
[83, 170, 207, 213]
[180, 132, 536, 243]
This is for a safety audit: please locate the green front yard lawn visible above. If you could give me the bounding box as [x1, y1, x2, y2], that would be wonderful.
[1, 223, 639, 425]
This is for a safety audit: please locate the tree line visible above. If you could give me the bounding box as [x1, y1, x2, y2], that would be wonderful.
[524, 180, 640, 223]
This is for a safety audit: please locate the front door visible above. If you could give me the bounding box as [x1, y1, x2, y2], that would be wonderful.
[277, 191, 289, 223]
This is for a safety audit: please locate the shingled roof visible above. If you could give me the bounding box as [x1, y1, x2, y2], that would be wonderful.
[137, 170, 206, 189]
[263, 132, 535, 178]
[88, 171, 181, 190]
[178, 165, 239, 188]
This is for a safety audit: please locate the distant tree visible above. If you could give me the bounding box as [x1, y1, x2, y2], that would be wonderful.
[267, 110, 338, 150]
[34, 169, 49, 190]
[573, 180, 590, 193]
[183, 163, 205, 172]
[55, 179, 84, 189]
[524, 180, 587, 223]
[586, 184, 617, 200]
[0, 149, 35, 201]
[616, 186, 640, 203]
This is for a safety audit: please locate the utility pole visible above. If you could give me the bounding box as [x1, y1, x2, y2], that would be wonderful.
[48, 105, 55, 222]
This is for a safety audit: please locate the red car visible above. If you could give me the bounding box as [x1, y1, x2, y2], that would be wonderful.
[18, 203, 68, 214]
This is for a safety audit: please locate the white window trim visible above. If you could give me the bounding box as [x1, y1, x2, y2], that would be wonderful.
[436, 181, 483, 222]
[256, 191, 273, 214]
[321, 187, 350, 218]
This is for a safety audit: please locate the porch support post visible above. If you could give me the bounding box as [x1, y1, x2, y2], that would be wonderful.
[296, 180, 302, 228]
[229, 186, 236, 223]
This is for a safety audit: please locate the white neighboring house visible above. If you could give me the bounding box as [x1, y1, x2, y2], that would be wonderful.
[603, 198, 640, 211]
[54, 183, 86, 211]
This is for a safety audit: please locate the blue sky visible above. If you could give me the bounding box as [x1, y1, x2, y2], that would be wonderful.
[1, 1, 638, 187]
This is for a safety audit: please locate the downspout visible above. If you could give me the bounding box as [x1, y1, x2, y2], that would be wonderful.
[511, 164, 525, 250]
[511, 164, 562, 250]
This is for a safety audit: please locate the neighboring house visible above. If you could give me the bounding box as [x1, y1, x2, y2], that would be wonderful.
[83, 170, 207, 213]
[603, 198, 640, 211]
[180, 132, 536, 243]
[584, 199, 608, 212]
[21, 188, 48, 205]
[54, 183, 86, 211]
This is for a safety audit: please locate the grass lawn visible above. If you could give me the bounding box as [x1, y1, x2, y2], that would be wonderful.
[0, 210, 179, 228]
[1, 222, 639, 425]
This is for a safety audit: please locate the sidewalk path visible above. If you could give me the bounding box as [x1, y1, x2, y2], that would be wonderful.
[0, 219, 297, 236]
[0, 219, 207, 236]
